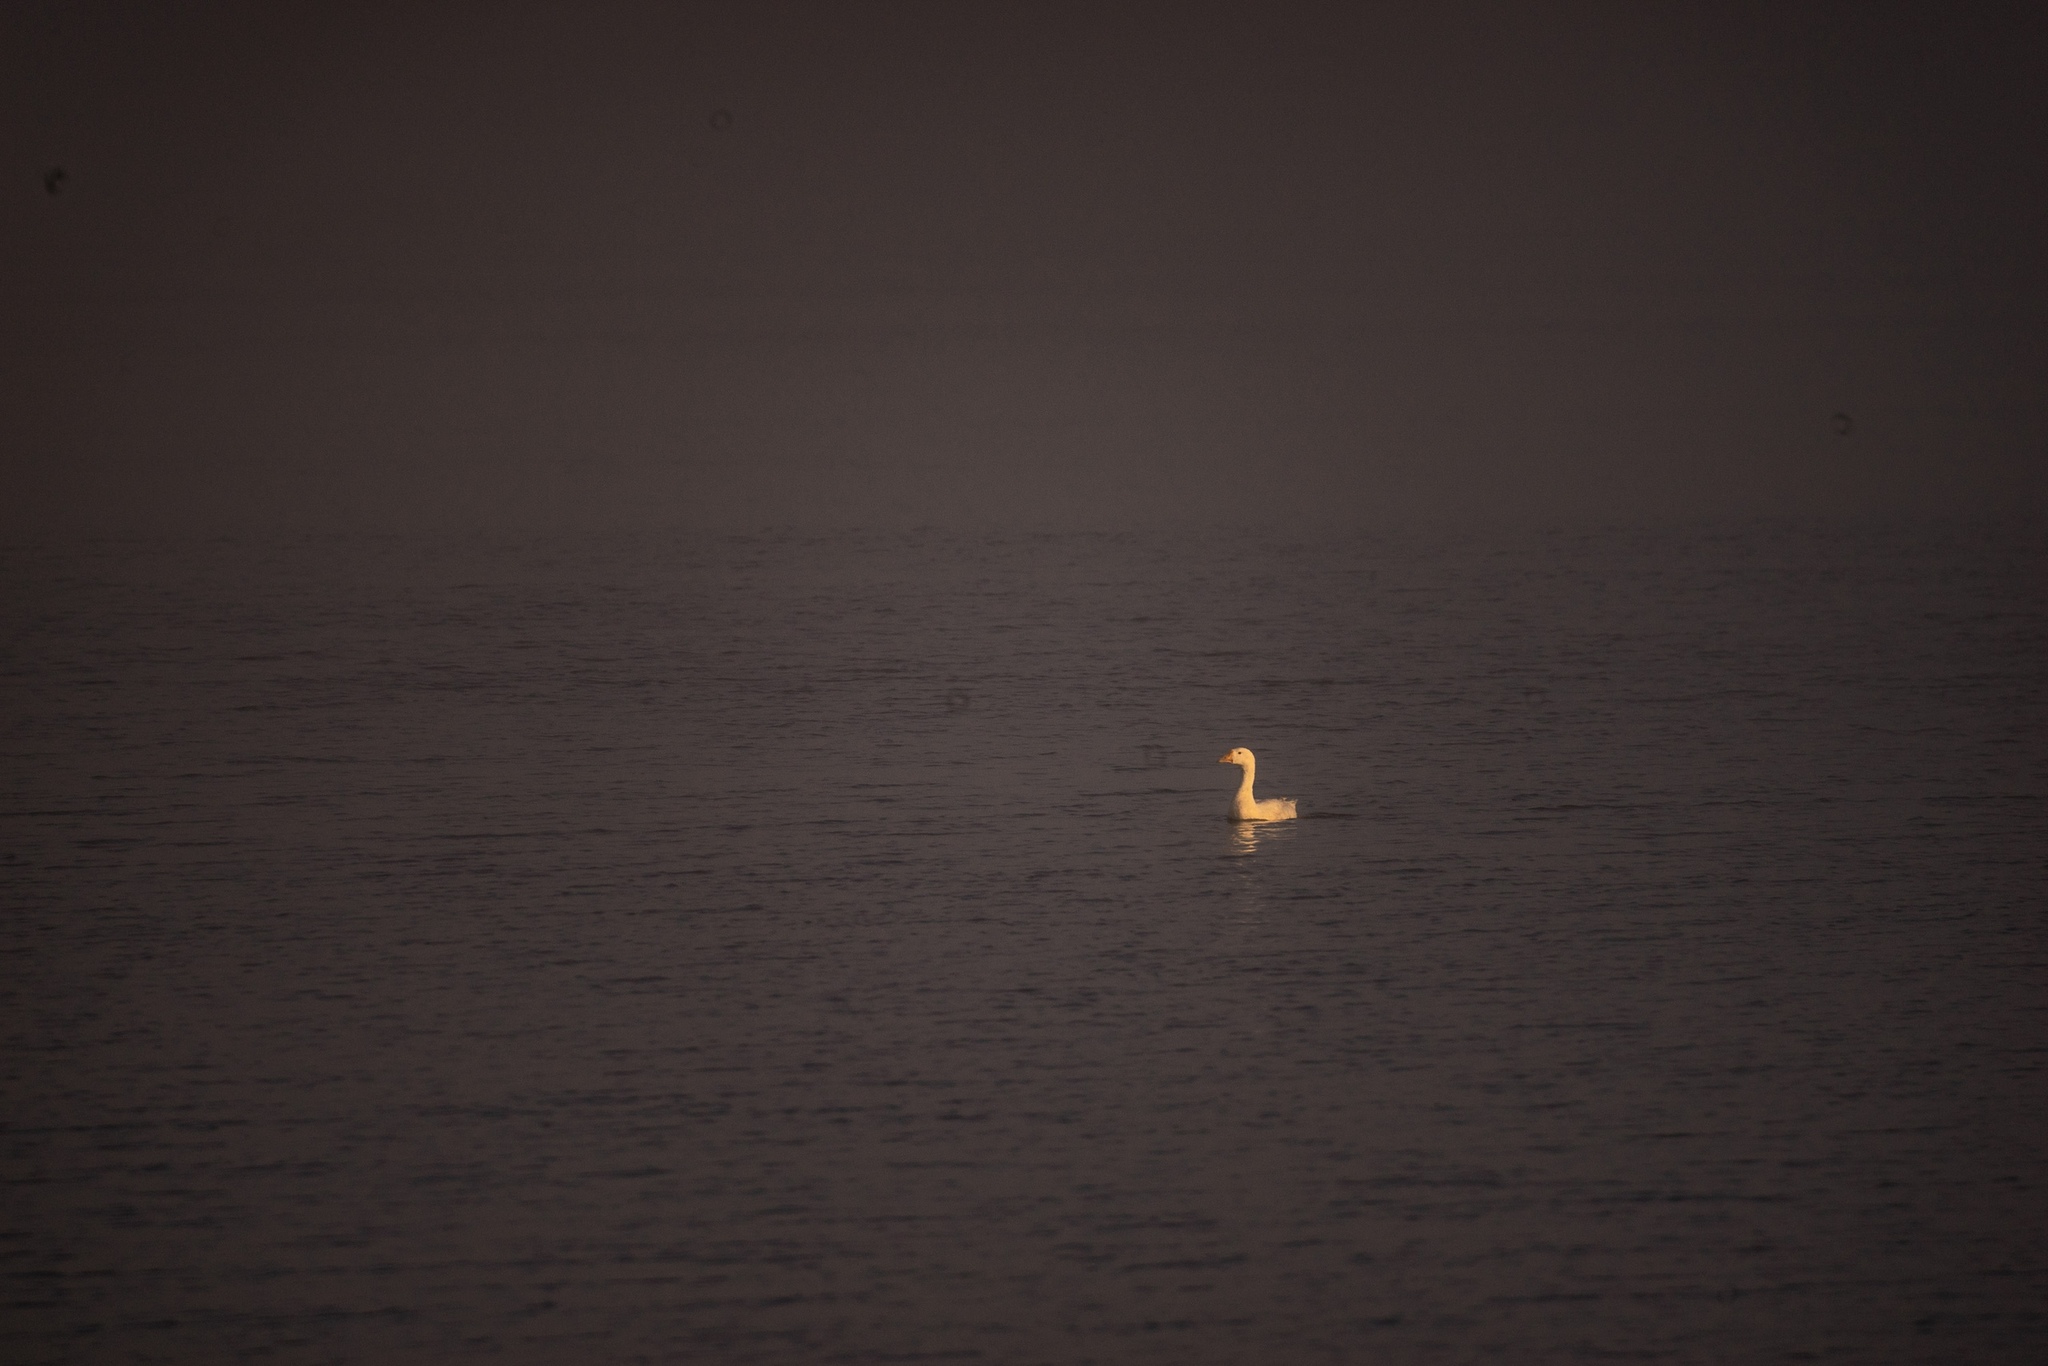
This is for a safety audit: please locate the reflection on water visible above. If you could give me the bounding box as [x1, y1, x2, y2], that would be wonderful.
[1224, 818, 1307, 928]
[1227, 816, 1302, 856]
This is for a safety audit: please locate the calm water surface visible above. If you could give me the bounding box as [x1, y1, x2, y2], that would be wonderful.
[4, 523, 2045, 1363]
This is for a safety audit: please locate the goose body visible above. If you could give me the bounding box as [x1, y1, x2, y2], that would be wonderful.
[1218, 746, 1298, 822]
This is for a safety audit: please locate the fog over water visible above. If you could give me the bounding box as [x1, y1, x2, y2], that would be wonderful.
[6, 4, 2048, 1362]
[6, 1, 2046, 531]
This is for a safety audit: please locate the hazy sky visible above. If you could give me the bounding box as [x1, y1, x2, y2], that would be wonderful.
[6, 0, 2045, 532]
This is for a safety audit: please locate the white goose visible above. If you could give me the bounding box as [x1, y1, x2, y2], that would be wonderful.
[1218, 746, 1298, 822]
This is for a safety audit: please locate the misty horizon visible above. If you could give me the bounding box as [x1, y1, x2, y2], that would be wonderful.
[7, 1, 2045, 534]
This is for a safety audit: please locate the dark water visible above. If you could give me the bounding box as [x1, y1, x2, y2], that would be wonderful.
[5, 523, 2045, 1363]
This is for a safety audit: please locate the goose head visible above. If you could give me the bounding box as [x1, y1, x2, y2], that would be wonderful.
[1218, 747, 1254, 767]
